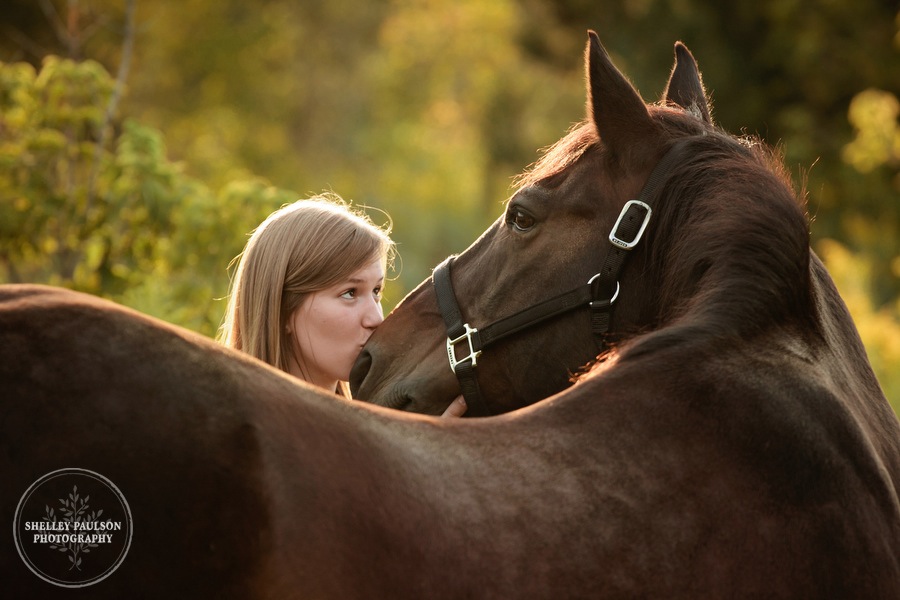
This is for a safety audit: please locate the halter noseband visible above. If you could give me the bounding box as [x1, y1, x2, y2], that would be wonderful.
[433, 139, 691, 417]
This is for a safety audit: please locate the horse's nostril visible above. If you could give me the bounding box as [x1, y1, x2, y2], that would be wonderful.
[349, 348, 373, 398]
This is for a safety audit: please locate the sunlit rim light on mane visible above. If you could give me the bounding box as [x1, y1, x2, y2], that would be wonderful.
[513, 121, 598, 190]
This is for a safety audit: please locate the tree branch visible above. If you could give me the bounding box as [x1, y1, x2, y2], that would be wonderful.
[38, 0, 71, 55]
[103, 0, 137, 138]
[84, 0, 137, 230]
[0, 26, 51, 61]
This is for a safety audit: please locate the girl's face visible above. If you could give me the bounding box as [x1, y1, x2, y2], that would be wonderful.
[286, 257, 385, 391]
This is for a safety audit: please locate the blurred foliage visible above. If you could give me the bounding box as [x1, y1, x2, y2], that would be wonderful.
[0, 0, 898, 413]
[0, 56, 295, 331]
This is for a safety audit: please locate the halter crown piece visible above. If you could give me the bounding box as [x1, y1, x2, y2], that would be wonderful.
[433, 139, 694, 417]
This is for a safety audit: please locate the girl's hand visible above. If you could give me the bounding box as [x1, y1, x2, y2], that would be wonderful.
[441, 396, 467, 418]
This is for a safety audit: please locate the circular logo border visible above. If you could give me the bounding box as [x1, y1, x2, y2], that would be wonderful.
[13, 468, 133, 588]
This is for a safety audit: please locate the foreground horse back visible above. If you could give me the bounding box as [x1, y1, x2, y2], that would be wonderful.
[3, 281, 899, 598]
[0, 285, 487, 598]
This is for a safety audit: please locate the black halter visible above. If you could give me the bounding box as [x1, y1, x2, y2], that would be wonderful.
[433, 140, 690, 416]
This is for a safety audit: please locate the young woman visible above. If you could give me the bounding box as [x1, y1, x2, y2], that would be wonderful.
[219, 194, 466, 417]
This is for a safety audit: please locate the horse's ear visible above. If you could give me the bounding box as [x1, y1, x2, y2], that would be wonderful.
[586, 30, 656, 156]
[661, 42, 712, 124]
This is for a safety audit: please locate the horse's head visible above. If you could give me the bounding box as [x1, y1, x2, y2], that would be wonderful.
[351, 33, 740, 415]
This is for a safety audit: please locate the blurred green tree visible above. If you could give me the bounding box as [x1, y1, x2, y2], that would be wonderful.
[0, 56, 295, 335]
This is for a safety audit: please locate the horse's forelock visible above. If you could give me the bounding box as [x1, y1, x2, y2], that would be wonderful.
[513, 121, 599, 190]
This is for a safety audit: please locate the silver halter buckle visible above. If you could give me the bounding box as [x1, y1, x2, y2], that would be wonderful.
[609, 200, 652, 250]
[447, 323, 482, 373]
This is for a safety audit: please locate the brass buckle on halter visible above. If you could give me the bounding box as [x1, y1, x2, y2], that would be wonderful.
[609, 200, 652, 250]
[447, 323, 482, 374]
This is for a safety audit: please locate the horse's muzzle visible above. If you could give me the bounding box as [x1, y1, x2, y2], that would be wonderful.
[349, 347, 374, 400]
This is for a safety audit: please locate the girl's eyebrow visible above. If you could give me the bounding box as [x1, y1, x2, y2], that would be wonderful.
[345, 276, 385, 285]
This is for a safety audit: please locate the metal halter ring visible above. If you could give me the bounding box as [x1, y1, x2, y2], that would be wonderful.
[587, 274, 620, 308]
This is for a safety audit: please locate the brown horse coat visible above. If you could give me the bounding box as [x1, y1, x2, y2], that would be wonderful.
[3, 281, 899, 598]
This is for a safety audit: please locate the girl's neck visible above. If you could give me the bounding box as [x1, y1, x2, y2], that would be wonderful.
[286, 359, 339, 396]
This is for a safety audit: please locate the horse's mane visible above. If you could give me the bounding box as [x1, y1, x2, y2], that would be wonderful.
[519, 107, 817, 360]
[636, 112, 816, 356]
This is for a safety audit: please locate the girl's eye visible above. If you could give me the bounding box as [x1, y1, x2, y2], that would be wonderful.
[341, 287, 382, 300]
[507, 207, 536, 232]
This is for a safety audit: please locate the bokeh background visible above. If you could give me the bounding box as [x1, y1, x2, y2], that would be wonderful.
[1, 0, 898, 413]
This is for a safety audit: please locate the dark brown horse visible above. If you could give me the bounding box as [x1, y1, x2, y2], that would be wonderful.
[351, 29, 900, 586]
[350, 33, 898, 419]
[3, 33, 900, 598]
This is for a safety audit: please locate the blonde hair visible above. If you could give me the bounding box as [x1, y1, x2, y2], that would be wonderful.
[218, 194, 394, 397]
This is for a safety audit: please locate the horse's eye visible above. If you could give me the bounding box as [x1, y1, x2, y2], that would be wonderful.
[508, 207, 536, 232]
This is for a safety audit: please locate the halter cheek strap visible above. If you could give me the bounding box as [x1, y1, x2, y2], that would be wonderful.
[433, 261, 491, 416]
[433, 138, 693, 416]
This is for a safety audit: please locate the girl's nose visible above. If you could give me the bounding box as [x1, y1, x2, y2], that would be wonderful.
[363, 297, 384, 329]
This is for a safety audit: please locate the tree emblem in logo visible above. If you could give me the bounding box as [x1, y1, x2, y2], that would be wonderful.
[43, 485, 104, 571]
[13, 468, 133, 588]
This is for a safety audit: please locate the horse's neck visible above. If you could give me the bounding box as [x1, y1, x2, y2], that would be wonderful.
[806, 252, 900, 494]
[626, 247, 896, 450]
[808, 252, 884, 399]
